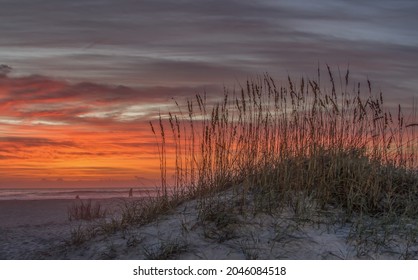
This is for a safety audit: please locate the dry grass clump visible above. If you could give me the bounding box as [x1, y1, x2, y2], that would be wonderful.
[150, 66, 418, 218]
[66, 194, 186, 245]
[67, 199, 107, 221]
[251, 148, 418, 216]
[119, 194, 185, 227]
[143, 238, 189, 260]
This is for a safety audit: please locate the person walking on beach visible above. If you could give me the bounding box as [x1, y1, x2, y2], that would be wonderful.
[129, 188, 133, 197]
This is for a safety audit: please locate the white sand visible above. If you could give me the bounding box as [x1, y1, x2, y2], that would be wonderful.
[1, 194, 417, 259]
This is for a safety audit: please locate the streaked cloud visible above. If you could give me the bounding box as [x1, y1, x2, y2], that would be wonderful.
[0, 0, 417, 187]
[0, 0, 416, 96]
[0, 73, 188, 184]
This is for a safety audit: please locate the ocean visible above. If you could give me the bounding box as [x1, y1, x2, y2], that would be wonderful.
[0, 187, 159, 200]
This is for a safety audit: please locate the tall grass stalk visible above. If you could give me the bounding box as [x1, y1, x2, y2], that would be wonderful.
[151, 67, 418, 217]
[68, 199, 107, 221]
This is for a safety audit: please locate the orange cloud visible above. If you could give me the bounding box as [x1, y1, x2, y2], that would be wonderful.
[0, 74, 203, 187]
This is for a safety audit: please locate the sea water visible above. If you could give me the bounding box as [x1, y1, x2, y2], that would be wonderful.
[0, 187, 159, 200]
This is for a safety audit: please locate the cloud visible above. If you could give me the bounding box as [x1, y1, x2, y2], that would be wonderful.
[2, 0, 417, 92]
[1, 0, 417, 185]
[0, 64, 12, 76]
[0, 72, 197, 184]
[0, 73, 219, 126]
[0, 137, 77, 148]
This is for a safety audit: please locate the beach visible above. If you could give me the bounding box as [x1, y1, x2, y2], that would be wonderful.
[1, 191, 417, 260]
[0, 199, 72, 259]
[0, 198, 125, 259]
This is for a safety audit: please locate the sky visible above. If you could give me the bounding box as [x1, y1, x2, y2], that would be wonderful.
[1, 0, 417, 188]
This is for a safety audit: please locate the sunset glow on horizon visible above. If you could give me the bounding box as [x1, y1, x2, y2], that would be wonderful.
[0, 74, 166, 187]
[1, 0, 417, 189]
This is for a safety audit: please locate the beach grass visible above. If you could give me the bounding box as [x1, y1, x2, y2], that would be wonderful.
[67, 199, 107, 221]
[150, 66, 417, 219]
[65, 66, 418, 258]
[146, 66, 417, 258]
[143, 238, 189, 260]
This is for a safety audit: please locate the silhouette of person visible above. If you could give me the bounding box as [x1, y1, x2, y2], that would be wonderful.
[129, 188, 133, 197]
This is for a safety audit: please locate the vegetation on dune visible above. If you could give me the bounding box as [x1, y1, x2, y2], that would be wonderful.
[67, 199, 107, 221]
[151, 66, 418, 218]
[66, 66, 418, 258]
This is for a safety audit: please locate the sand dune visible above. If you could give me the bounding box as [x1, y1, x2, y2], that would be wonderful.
[1, 193, 416, 260]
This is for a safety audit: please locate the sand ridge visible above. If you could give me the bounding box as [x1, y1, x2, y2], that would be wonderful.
[1, 193, 416, 260]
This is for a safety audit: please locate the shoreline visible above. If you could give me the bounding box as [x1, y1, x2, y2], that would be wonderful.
[0, 187, 159, 201]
